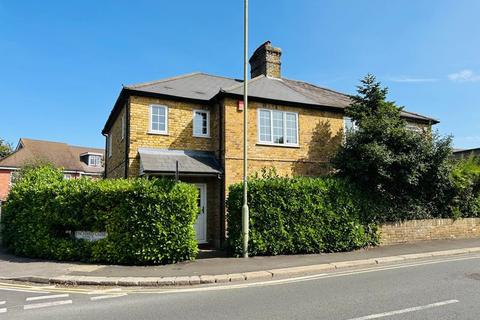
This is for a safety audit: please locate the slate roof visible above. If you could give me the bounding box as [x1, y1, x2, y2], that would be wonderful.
[221, 75, 352, 108]
[103, 72, 438, 133]
[138, 148, 222, 175]
[0, 138, 104, 174]
[452, 147, 480, 158]
[125, 73, 241, 101]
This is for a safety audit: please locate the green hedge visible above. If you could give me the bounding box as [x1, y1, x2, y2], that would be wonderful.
[450, 156, 480, 218]
[0, 165, 198, 265]
[227, 172, 378, 256]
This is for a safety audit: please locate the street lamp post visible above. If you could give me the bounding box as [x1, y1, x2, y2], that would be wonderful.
[242, 0, 249, 258]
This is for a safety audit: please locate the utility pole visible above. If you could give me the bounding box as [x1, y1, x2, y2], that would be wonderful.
[242, 0, 249, 258]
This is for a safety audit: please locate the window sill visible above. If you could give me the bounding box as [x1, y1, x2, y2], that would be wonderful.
[147, 131, 169, 136]
[256, 142, 300, 149]
[193, 134, 211, 139]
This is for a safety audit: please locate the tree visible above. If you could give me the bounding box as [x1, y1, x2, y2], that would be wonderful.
[0, 138, 12, 159]
[332, 75, 454, 221]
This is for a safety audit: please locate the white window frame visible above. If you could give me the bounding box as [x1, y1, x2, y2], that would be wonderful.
[121, 114, 125, 141]
[343, 117, 358, 133]
[107, 134, 112, 158]
[192, 109, 210, 138]
[148, 105, 168, 135]
[257, 108, 299, 147]
[88, 155, 101, 166]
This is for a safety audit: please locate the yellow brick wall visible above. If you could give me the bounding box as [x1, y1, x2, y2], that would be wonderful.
[127, 95, 220, 177]
[106, 103, 127, 178]
[222, 97, 344, 188]
[406, 120, 431, 131]
[379, 218, 480, 245]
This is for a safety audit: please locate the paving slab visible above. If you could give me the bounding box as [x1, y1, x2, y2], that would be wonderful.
[174, 276, 190, 286]
[199, 275, 215, 284]
[157, 277, 175, 286]
[228, 274, 246, 282]
[270, 264, 334, 277]
[243, 271, 272, 281]
[189, 276, 201, 285]
[214, 274, 230, 283]
[332, 259, 377, 269]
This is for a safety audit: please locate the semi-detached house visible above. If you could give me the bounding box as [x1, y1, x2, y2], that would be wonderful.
[102, 41, 438, 248]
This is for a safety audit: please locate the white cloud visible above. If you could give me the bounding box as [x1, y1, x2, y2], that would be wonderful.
[388, 76, 438, 83]
[448, 69, 480, 82]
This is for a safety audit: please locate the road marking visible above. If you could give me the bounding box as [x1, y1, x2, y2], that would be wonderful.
[345, 299, 459, 320]
[90, 293, 127, 301]
[135, 273, 329, 294]
[0, 287, 50, 294]
[26, 294, 69, 301]
[0, 283, 91, 295]
[313, 255, 480, 280]
[24, 299, 72, 310]
[0, 253, 479, 296]
[0, 308, 5, 314]
[88, 288, 122, 295]
[0, 301, 5, 305]
[131, 254, 480, 294]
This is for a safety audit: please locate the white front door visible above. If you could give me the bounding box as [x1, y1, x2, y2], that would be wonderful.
[194, 184, 207, 244]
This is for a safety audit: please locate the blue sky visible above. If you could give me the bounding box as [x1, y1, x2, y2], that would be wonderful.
[0, 0, 479, 149]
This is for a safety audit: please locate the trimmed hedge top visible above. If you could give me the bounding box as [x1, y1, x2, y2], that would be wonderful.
[227, 172, 378, 256]
[1, 165, 199, 265]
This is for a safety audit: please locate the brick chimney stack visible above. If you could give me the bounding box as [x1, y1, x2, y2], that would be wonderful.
[249, 41, 282, 79]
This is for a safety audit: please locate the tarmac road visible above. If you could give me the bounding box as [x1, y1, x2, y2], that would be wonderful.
[2, 253, 480, 319]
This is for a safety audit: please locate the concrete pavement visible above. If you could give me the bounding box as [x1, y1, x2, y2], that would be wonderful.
[1, 238, 480, 287]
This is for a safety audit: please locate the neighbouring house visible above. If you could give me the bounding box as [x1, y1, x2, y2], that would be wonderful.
[102, 41, 438, 247]
[0, 138, 104, 201]
[453, 147, 480, 159]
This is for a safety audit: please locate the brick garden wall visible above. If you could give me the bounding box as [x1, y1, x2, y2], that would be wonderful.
[379, 218, 480, 245]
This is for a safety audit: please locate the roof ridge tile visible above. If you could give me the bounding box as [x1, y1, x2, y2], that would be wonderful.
[220, 75, 265, 92]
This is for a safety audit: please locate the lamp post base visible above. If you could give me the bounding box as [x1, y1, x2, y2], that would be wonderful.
[242, 203, 249, 258]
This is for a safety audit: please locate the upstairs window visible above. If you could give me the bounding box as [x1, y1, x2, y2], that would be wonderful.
[88, 155, 102, 167]
[193, 110, 210, 137]
[343, 117, 358, 133]
[258, 109, 298, 146]
[149, 105, 168, 134]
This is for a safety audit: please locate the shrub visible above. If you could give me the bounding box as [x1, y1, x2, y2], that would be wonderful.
[450, 156, 480, 218]
[1, 165, 198, 265]
[226, 171, 378, 256]
[333, 75, 455, 221]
